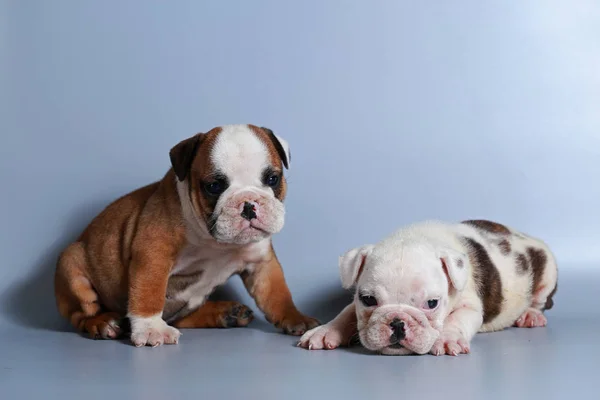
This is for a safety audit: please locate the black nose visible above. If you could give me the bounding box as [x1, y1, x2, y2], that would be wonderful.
[241, 202, 257, 220]
[389, 318, 406, 342]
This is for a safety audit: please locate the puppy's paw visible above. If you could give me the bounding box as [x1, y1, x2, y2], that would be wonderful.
[83, 312, 123, 340]
[514, 308, 547, 328]
[219, 302, 254, 328]
[297, 323, 347, 350]
[271, 311, 320, 336]
[430, 331, 470, 356]
[130, 315, 181, 348]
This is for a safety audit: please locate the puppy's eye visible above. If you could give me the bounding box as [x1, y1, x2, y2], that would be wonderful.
[266, 174, 280, 187]
[359, 295, 378, 307]
[204, 180, 226, 196]
[425, 299, 439, 310]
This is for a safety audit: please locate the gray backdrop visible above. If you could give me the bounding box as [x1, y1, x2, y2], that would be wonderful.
[1, 1, 598, 331]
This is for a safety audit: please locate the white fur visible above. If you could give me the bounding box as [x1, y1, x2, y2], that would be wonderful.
[212, 125, 271, 190]
[300, 220, 558, 356]
[128, 313, 181, 347]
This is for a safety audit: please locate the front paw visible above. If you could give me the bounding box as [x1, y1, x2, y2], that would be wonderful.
[272, 311, 320, 336]
[129, 315, 181, 348]
[430, 331, 470, 356]
[297, 324, 347, 350]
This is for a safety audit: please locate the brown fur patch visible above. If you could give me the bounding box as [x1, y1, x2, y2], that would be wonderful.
[498, 239, 511, 255]
[463, 219, 511, 235]
[55, 168, 189, 326]
[456, 259, 464, 268]
[515, 253, 529, 275]
[173, 301, 254, 328]
[187, 127, 223, 228]
[462, 237, 504, 324]
[527, 247, 548, 296]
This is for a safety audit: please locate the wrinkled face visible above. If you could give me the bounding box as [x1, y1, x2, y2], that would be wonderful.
[171, 124, 290, 245]
[348, 244, 457, 355]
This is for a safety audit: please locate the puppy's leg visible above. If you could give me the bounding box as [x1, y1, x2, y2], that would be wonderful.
[173, 301, 254, 329]
[430, 304, 483, 356]
[298, 303, 357, 350]
[241, 251, 320, 336]
[55, 242, 124, 339]
[127, 231, 182, 347]
[514, 248, 558, 328]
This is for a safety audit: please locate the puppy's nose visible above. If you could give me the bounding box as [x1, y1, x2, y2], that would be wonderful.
[389, 318, 406, 342]
[241, 202, 257, 220]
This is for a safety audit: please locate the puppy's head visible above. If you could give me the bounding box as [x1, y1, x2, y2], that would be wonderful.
[339, 238, 469, 355]
[170, 124, 290, 245]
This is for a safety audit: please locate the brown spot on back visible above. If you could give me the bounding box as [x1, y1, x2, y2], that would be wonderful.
[498, 239, 511, 255]
[462, 237, 504, 324]
[515, 253, 529, 275]
[456, 259, 464, 268]
[527, 247, 548, 296]
[463, 220, 511, 235]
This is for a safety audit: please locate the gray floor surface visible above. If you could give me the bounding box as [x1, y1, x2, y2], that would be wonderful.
[1, 267, 598, 400]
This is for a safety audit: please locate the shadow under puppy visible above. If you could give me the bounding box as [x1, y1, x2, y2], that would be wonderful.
[299, 219, 558, 356]
[55, 124, 319, 347]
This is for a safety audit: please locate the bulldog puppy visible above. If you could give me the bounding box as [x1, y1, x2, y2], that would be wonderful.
[298, 219, 558, 356]
[55, 124, 319, 347]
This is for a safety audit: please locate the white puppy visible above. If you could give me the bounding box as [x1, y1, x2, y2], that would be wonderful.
[299, 219, 558, 356]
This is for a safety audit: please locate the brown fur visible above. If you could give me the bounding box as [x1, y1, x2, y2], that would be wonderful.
[173, 301, 254, 328]
[55, 171, 186, 336]
[463, 219, 511, 235]
[54, 125, 314, 341]
[527, 247, 548, 298]
[515, 252, 529, 275]
[462, 237, 504, 324]
[498, 239, 511, 255]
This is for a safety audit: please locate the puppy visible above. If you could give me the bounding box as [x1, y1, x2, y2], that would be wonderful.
[55, 124, 319, 347]
[299, 219, 558, 355]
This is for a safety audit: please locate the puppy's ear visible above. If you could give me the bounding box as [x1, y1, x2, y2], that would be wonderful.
[261, 127, 291, 169]
[170, 133, 205, 181]
[439, 248, 470, 292]
[339, 245, 374, 289]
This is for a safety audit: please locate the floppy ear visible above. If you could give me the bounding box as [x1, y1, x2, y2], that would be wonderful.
[169, 133, 205, 181]
[261, 127, 291, 169]
[439, 247, 470, 292]
[339, 244, 374, 289]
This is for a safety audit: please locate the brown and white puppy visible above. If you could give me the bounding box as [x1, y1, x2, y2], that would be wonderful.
[298, 219, 558, 356]
[55, 124, 319, 347]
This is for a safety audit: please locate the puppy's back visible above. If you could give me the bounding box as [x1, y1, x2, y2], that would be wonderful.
[457, 220, 558, 332]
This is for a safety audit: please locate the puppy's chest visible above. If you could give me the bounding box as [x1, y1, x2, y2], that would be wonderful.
[169, 246, 245, 296]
